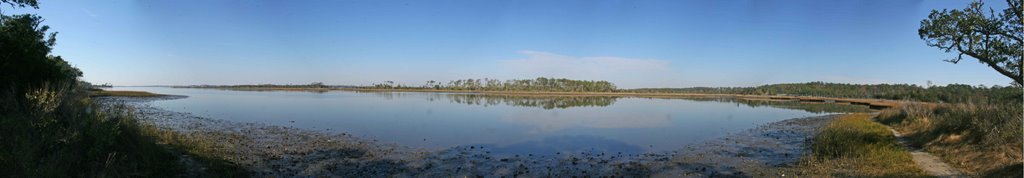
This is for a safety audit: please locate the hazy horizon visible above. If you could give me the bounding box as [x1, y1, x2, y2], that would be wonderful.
[15, 0, 1015, 88]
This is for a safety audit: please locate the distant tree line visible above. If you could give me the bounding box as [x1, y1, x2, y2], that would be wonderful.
[629, 81, 1021, 104]
[181, 82, 353, 89]
[370, 77, 618, 92]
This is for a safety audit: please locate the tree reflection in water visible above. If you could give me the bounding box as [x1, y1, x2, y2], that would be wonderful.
[441, 94, 619, 110]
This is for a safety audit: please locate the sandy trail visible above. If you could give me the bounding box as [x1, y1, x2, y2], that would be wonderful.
[885, 126, 965, 177]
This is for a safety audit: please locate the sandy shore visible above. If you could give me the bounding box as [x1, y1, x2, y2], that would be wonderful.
[98, 96, 839, 177]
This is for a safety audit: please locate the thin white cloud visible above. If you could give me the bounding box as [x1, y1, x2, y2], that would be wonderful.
[500, 51, 673, 88]
[80, 8, 98, 17]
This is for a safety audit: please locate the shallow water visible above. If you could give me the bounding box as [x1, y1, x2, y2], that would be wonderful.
[111, 87, 865, 155]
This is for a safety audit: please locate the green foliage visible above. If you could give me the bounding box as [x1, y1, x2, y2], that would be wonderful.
[0, 2, 230, 176]
[0, 85, 186, 177]
[0, 13, 81, 113]
[373, 77, 618, 92]
[0, 0, 38, 9]
[631, 81, 1022, 104]
[919, 0, 1023, 84]
[812, 114, 907, 159]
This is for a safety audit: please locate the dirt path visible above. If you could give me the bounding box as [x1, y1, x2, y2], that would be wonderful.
[885, 127, 965, 177]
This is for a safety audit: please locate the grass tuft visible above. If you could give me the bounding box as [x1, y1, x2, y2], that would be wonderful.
[794, 113, 928, 177]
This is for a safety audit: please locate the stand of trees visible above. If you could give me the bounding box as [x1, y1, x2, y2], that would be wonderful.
[370, 77, 618, 92]
[1, 0, 194, 176]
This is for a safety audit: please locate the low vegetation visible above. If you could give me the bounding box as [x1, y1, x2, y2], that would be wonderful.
[793, 114, 928, 177]
[877, 103, 1023, 177]
[90, 90, 167, 97]
[0, 85, 181, 176]
[133, 113, 249, 176]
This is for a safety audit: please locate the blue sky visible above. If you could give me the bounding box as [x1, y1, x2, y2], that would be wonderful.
[10, 0, 1015, 88]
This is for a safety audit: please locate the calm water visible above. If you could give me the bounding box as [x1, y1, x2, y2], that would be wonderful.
[113, 87, 865, 155]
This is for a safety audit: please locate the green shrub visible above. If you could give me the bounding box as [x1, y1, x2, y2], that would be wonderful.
[812, 114, 910, 160]
[0, 85, 186, 177]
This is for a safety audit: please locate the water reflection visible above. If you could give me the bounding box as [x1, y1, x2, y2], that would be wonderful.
[388, 92, 873, 113]
[442, 94, 618, 109]
[115, 87, 874, 154]
[497, 108, 673, 134]
[663, 97, 874, 113]
[470, 135, 645, 155]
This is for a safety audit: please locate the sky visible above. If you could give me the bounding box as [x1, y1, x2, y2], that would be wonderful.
[8, 0, 1016, 88]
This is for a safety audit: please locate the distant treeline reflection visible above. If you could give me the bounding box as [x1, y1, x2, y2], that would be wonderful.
[657, 97, 873, 113]
[443, 94, 618, 110]
[371, 92, 873, 112]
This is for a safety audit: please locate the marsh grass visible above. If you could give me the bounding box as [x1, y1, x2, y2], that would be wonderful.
[137, 123, 250, 176]
[877, 103, 1023, 177]
[1, 84, 247, 177]
[90, 90, 166, 97]
[0, 85, 182, 176]
[792, 114, 928, 177]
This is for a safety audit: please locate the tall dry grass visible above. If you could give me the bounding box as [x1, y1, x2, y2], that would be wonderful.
[877, 103, 1023, 177]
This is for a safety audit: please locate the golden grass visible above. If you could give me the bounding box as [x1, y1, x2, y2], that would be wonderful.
[791, 113, 929, 177]
[877, 103, 1023, 177]
[90, 90, 166, 97]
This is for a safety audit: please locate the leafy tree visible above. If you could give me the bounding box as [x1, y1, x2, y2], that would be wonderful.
[919, 0, 1023, 85]
[0, 0, 37, 13]
[1, 0, 81, 112]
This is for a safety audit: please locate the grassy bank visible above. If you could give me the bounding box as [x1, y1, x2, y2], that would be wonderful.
[0, 85, 245, 176]
[793, 114, 928, 177]
[90, 90, 167, 97]
[1, 86, 180, 176]
[877, 103, 1023, 177]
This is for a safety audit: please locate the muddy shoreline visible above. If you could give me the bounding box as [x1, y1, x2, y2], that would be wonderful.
[98, 96, 838, 177]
